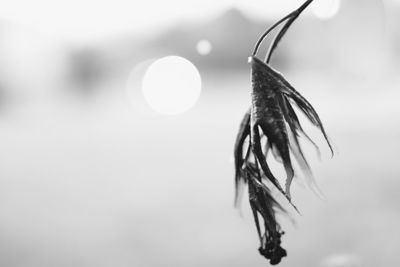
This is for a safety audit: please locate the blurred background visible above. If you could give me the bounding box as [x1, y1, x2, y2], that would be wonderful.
[0, 0, 399, 266]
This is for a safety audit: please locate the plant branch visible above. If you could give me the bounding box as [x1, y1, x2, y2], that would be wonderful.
[252, 0, 315, 60]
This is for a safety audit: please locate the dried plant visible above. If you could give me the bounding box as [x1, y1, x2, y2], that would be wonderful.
[234, 0, 333, 265]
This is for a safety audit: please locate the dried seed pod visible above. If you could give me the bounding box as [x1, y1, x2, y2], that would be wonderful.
[250, 56, 295, 198]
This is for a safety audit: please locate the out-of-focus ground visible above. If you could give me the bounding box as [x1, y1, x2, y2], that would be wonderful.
[0, 1, 400, 267]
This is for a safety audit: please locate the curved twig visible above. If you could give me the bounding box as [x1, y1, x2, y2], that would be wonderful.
[265, 0, 314, 63]
[252, 0, 314, 59]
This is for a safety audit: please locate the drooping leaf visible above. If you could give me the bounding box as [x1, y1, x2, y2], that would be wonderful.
[233, 1, 331, 265]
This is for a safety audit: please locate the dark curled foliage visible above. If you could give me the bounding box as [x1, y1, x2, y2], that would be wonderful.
[234, 0, 333, 265]
[245, 163, 287, 265]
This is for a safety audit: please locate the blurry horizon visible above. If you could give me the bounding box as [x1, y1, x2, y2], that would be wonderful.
[0, 0, 397, 43]
[0, 0, 319, 43]
[0, 0, 399, 105]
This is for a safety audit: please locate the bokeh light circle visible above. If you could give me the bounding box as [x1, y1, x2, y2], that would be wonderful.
[142, 56, 201, 115]
[312, 0, 341, 20]
[196, 40, 212, 55]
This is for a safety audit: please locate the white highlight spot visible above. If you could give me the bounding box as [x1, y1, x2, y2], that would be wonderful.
[142, 56, 201, 115]
[196, 40, 212, 55]
[312, 0, 341, 20]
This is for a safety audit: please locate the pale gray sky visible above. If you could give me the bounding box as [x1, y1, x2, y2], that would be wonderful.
[0, 0, 394, 43]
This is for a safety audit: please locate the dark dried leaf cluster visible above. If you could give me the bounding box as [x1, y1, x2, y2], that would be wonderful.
[233, 1, 333, 264]
[234, 56, 332, 264]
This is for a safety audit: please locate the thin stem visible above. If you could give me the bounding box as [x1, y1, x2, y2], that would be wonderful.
[252, 0, 314, 59]
[252, 13, 292, 57]
[265, 0, 314, 63]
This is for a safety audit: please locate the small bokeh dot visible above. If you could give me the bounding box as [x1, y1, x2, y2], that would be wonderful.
[196, 39, 212, 55]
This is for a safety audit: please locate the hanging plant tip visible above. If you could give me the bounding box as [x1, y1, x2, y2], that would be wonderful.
[234, 0, 333, 265]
